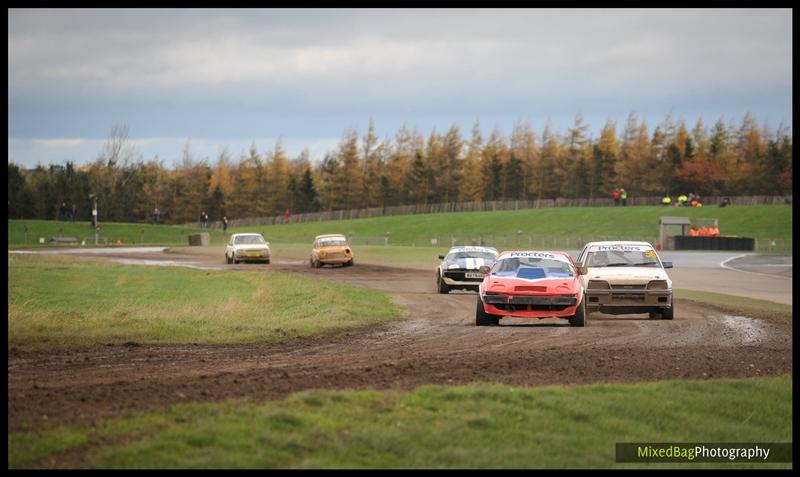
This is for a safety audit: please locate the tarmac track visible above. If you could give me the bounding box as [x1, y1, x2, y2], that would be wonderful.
[7, 247, 793, 433]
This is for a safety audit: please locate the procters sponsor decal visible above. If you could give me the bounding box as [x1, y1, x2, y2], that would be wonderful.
[590, 244, 648, 252]
[508, 251, 557, 259]
[500, 251, 571, 264]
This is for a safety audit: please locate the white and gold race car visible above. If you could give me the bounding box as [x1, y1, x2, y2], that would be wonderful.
[576, 241, 674, 319]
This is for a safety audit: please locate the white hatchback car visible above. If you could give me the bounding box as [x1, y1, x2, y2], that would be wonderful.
[576, 241, 673, 319]
[226, 233, 271, 264]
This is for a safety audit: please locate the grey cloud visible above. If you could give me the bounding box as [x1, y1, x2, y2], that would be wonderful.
[8, 8, 792, 165]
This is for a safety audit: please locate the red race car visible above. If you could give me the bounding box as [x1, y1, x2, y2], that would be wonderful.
[476, 251, 587, 327]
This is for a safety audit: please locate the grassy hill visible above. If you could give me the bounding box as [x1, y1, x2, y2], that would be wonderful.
[245, 205, 791, 250]
[8, 204, 792, 252]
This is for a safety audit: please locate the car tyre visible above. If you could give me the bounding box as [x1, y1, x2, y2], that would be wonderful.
[265, 259, 270, 265]
[226, 254, 232, 264]
[661, 305, 674, 320]
[649, 311, 660, 320]
[437, 273, 450, 294]
[569, 295, 587, 327]
[475, 296, 499, 326]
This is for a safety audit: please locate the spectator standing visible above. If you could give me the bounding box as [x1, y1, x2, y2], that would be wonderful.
[620, 188, 627, 206]
[222, 215, 229, 233]
[612, 187, 621, 206]
[203, 211, 209, 228]
[59, 201, 68, 221]
[199, 211, 205, 228]
[153, 207, 160, 225]
[661, 194, 672, 206]
[70, 203, 76, 222]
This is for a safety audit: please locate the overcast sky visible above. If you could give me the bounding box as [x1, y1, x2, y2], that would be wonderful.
[8, 8, 792, 168]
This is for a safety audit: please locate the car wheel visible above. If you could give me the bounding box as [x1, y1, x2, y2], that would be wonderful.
[569, 295, 587, 327]
[225, 254, 231, 264]
[661, 305, 674, 320]
[437, 273, 450, 294]
[314, 258, 321, 268]
[265, 259, 270, 265]
[475, 296, 499, 326]
[649, 311, 660, 320]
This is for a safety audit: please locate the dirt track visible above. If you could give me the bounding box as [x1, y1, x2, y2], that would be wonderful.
[7, 247, 793, 431]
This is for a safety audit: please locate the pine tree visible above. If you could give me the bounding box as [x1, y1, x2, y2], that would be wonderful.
[459, 120, 484, 202]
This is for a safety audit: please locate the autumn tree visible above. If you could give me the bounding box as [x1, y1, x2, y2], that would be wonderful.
[511, 120, 538, 201]
[361, 119, 384, 208]
[590, 119, 620, 200]
[562, 113, 591, 199]
[459, 120, 485, 202]
[537, 123, 561, 199]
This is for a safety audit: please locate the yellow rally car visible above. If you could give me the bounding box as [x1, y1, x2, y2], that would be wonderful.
[310, 234, 354, 268]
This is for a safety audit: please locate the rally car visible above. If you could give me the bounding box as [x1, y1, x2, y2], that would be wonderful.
[576, 241, 674, 319]
[476, 251, 587, 327]
[225, 233, 271, 264]
[436, 246, 499, 293]
[310, 234, 354, 268]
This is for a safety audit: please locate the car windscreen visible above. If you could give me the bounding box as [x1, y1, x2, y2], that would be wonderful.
[585, 249, 659, 267]
[492, 257, 574, 279]
[234, 235, 266, 245]
[319, 238, 347, 247]
[447, 252, 497, 262]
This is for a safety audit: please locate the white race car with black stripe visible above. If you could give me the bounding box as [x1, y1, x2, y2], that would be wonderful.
[436, 246, 499, 293]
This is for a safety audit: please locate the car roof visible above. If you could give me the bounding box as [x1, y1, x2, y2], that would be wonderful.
[583, 241, 653, 247]
[315, 234, 346, 239]
[231, 233, 264, 237]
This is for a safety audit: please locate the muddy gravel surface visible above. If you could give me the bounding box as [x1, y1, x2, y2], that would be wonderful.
[8, 247, 793, 431]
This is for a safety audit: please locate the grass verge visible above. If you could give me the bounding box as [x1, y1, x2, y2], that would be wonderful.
[8, 254, 402, 350]
[9, 375, 792, 468]
[674, 289, 792, 322]
[7, 219, 227, 248]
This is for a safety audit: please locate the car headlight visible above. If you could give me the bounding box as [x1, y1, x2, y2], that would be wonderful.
[587, 280, 610, 289]
[647, 280, 669, 290]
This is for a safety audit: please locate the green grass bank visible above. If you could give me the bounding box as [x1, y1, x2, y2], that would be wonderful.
[9, 375, 791, 468]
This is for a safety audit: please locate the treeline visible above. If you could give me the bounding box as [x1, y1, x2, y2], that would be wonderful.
[7, 113, 792, 225]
